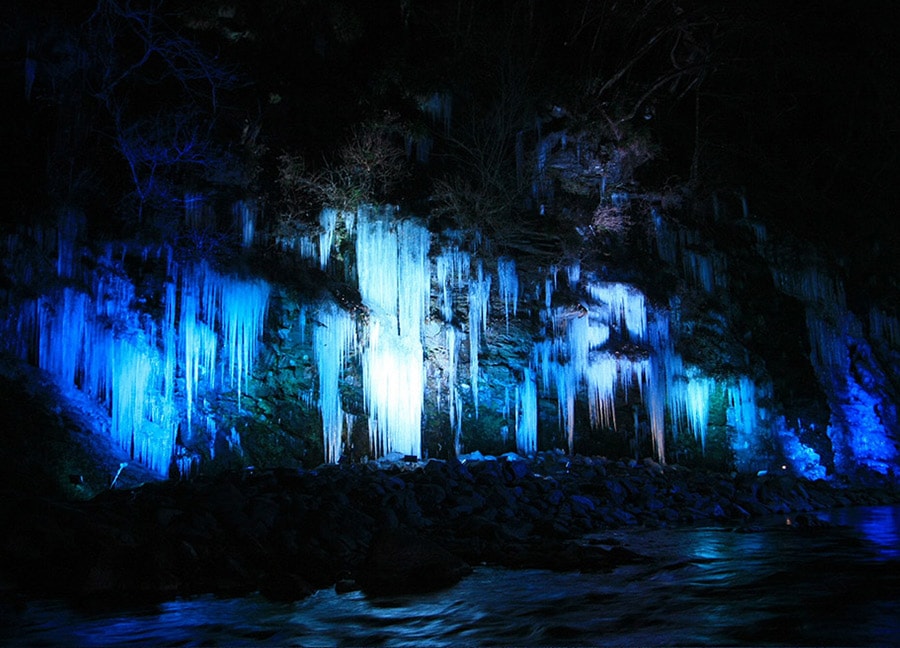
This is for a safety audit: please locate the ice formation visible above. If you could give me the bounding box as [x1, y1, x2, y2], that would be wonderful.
[314, 302, 357, 464]
[356, 210, 430, 458]
[2, 241, 270, 475]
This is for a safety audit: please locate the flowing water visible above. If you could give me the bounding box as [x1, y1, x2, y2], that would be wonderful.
[3, 505, 898, 646]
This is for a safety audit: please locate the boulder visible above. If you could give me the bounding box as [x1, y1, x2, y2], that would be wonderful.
[356, 529, 472, 595]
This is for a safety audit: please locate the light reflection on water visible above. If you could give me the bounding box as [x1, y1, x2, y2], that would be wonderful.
[2, 505, 898, 646]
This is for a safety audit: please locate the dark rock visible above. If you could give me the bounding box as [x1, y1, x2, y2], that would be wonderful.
[356, 529, 472, 596]
[259, 572, 315, 602]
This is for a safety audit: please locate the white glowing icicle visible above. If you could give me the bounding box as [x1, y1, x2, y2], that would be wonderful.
[584, 353, 618, 430]
[364, 319, 425, 458]
[587, 282, 646, 341]
[356, 209, 430, 459]
[314, 301, 357, 464]
[397, 219, 431, 338]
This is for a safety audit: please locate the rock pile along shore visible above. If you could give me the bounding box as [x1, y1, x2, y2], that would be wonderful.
[2, 452, 898, 602]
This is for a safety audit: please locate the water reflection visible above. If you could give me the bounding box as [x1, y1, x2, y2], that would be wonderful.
[818, 505, 900, 559]
[3, 505, 898, 646]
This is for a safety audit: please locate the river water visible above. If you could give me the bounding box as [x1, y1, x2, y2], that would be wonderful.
[3, 505, 898, 646]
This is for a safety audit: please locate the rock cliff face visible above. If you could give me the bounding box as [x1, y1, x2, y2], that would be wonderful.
[2, 124, 898, 486]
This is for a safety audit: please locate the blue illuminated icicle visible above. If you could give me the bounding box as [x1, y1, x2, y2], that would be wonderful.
[468, 260, 491, 417]
[38, 288, 87, 387]
[727, 377, 757, 447]
[516, 367, 537, 456]
[179, 274, 217, 439]
[566, 260, 581, 288]
[685, 373, 713, 450]
[56, 210, 82, 279]
[233, 200, 256, 248]
[314, 301, 357, 464]
[216, 274, 270, 407]
[497, 257, 518, 329]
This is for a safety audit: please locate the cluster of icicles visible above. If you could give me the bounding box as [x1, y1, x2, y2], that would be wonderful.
[1, 203, 773, 475]
[291, 206, 762, 466]
[2, 225, 269, 476]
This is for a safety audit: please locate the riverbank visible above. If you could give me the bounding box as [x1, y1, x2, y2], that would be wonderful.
[2, 452, 898, 604]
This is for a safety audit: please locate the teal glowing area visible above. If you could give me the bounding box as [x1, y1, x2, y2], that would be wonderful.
[4, 199, 898, 482]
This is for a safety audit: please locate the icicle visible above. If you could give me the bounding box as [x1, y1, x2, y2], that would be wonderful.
[56, 209, 83, 279]
[397, 219, 431, 338]
[363, 318, 425, 458]
[420, 91, 452, 131]
[517, 367, 538, 456]
[566, 260, 581, 288]
[468, 260, 491, 416]
[497, 257, 518, 329]
[806, 310, 848, 373]
[587, 281, 646, 341]
[318, 207, 339, 270]
[584, 353, 618, 429]
[727, 376, 757, 441]
[644, 358, 667, 463]
[869, 308, 900, 349]
[184, 192, 205, 229]
[233, 200, 256, 248]
[314, 301, 357, 464]
[356, 209, 430, 458]
[38, 288, 88, 387]
[682, 249, 716, 292]
[652, 209, 678, 266]
[435, 245, 470, 322]
[179, 273, 217, 439]
[163, 281, 177, 404]
[685, 374, 713, 451]
[555, 362, 577, 455]
[446, 325, 462, 452]
[773, 266, 846, 311]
